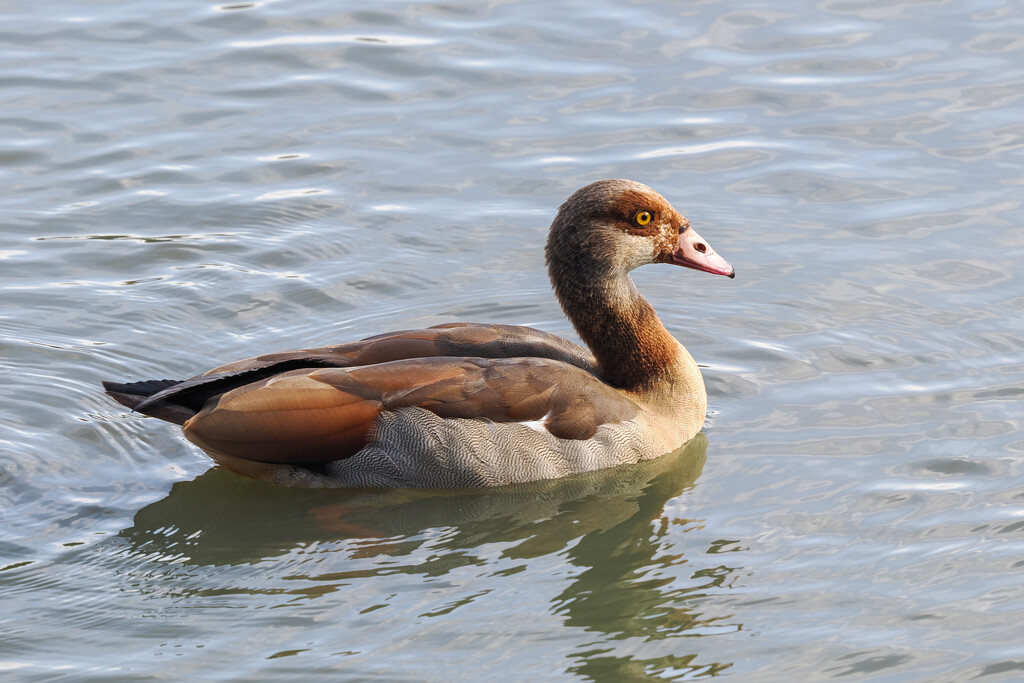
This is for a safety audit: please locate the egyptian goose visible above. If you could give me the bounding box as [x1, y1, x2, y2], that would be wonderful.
[104, 179, 734, 487]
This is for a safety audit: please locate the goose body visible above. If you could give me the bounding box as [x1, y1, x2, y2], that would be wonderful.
[104, 180, 734, 488]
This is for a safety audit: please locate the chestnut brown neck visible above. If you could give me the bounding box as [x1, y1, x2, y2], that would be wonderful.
[547, 261, 681, 392]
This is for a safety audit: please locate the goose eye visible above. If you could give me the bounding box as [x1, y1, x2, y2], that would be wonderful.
[635, 211, 652, 226]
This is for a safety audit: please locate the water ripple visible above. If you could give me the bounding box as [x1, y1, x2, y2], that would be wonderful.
[2, 0, 1023, 680]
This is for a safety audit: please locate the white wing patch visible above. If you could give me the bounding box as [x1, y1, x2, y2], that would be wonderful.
[518, 409, 554, 434]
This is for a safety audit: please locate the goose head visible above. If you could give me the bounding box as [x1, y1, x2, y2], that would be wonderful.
[546, 179, 734, 295]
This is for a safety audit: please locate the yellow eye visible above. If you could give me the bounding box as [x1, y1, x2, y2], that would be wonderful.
[635, 211, 652, 226]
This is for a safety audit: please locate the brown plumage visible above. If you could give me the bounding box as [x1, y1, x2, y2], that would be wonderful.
[103, 179, 734, 488]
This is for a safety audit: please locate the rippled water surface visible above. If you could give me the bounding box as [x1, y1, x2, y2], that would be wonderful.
[2, 0, 1023, 680]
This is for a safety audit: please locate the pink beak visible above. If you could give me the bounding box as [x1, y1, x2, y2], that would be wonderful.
[669, 225, 735, 278]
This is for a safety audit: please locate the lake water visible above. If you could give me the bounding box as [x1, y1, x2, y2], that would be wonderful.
[2, 0, 1023, 680]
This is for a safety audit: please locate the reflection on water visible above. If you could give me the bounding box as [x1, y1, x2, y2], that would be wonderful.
[106, 435, 734, 678]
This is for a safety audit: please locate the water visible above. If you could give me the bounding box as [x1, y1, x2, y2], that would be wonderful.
[2, 0, 1022, 679]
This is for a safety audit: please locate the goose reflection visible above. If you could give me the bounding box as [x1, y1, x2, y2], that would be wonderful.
[118, 434, 737, 677]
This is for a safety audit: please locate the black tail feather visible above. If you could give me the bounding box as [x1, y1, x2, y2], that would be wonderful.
[103, 357, 347, 427]
[102, 379, 195, 426]
[102, 379, 181, 404]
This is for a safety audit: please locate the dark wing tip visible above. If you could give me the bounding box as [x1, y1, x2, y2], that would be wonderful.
[102, 378, 195, 425]
[102, 379, 181, 399]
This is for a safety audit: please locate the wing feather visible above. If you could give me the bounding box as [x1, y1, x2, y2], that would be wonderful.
[182, 356, 637, 465]
[131, 323, 597, 422]
[183, 374, 383, 464]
